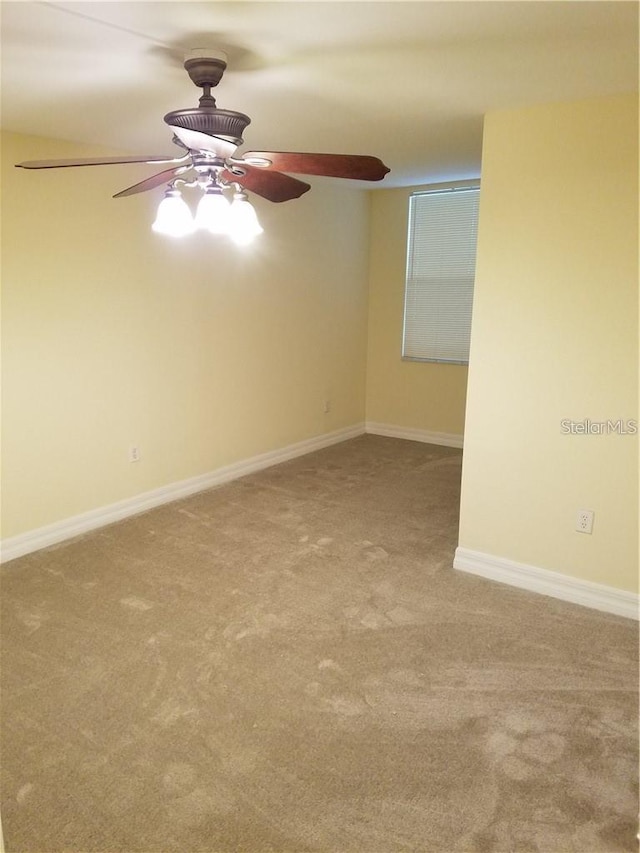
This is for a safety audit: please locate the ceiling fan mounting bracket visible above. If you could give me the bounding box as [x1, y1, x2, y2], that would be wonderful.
[183, 50, 228, 90]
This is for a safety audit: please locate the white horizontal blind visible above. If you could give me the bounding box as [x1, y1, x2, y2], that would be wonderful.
[403, 186, 480, 364]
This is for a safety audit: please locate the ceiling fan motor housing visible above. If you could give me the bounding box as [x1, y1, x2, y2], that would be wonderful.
[164, 107, 251, 147]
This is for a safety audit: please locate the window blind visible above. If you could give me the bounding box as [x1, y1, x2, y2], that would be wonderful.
[402, 186, 480, 364]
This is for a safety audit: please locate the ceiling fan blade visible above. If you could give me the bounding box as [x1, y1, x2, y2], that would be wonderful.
[16, 154, 189, 170]
[221, 165, 311, 203]
[240, 151, 390, 181]
[113, 166, 191, 199]
[168, 126, 238, 159]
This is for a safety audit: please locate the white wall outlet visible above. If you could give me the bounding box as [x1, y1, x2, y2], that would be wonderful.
[128, 445, 140, 463]
[323, 399, 331, 414]
[575, 509, 594, 534]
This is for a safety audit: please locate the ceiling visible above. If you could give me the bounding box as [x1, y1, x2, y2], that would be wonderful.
[1, 1, 638, 189]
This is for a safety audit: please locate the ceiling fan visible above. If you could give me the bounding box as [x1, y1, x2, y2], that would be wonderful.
[16, 50, 390, 241]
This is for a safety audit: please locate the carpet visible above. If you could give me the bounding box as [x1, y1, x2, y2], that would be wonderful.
[1, 435, 638, 852]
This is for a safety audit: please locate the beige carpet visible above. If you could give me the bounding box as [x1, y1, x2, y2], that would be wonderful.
[1, 435, 638, 853]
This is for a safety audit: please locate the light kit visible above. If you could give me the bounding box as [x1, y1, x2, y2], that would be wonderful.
[151, 169, 264, 244]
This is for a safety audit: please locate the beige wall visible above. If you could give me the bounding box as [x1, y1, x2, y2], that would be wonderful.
[459, 94, 639, 593]
[366, 185, 469, 436]
[1, 132, 370, 538]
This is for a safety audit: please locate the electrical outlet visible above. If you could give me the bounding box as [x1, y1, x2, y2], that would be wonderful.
[128, 445, 140, 463]
[575, 509, 594, 534]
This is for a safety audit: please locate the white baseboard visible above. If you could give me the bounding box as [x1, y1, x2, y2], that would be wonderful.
[454, 547, 639, 621]
[366, 422, 463, 449]
[1, 423, 365, 564]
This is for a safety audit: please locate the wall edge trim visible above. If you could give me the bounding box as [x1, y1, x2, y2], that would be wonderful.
[1, 423, 366, 563]
[365, 422, 463, 448]
[454, 546, 639, 620]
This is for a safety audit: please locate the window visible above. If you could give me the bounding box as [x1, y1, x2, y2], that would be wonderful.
[402, 184, 480, 364]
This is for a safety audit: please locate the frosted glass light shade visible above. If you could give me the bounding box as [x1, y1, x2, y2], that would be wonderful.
[228, 192, 263, 245]
[194, 188, 231, 234]
[152, 190, 195, 237]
